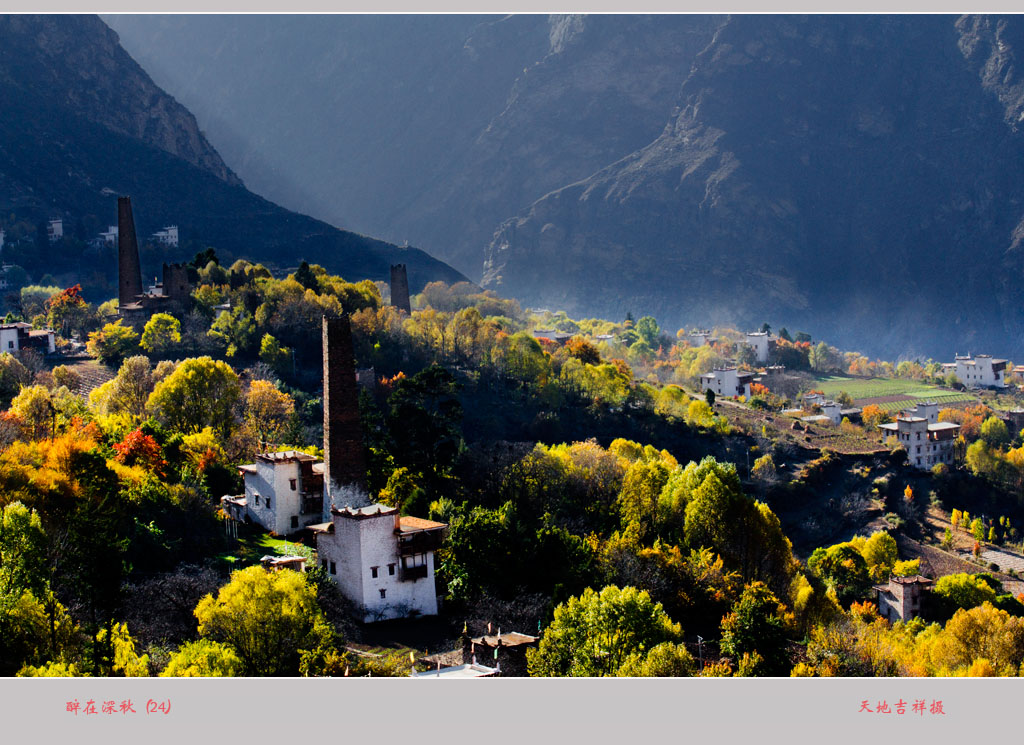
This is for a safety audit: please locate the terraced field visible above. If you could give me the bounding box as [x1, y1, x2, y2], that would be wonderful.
[813, 375, 977, 410]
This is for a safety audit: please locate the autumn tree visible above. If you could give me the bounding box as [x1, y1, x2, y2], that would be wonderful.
[140, 313, 182, 356]
[719, 582, 791, 676]
[244, 380, 295, 447]
[46, 285, 95, 338]
[526, 585, 685, 677]
[194, 566, 337, 676]
[160, 640, 242, 677]
[87, 320, 139, 365]
[147, 356, 242, 438]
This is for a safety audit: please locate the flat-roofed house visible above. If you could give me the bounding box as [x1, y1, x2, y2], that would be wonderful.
[700, 367, 754, 398]
[312, 504, 447, 622]
[221, 450, 325, 535]
[879, 415, 960, 470]
[944, 354, 1008, 389]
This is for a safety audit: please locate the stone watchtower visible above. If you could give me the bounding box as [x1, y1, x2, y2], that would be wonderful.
[117, 196, 143, 309]
[162, 262, 191, 306]
[390, 263, 412, 315]
[322, 315, 369, 518]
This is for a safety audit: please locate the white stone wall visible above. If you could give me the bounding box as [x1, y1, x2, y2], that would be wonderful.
[745, 333, 770, 363]
[821, 402, 842, 425]
[244, 459, 304, 535]
[318, 509, 440, 623]
[0, 328, 19, 353]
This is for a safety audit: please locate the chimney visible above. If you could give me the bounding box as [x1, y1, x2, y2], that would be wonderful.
[322, 315, 368, 516]
[117, 196, 143, 309]
[390, 264, 411, 315]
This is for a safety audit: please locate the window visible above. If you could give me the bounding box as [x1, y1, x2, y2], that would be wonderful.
[289, 478, 297, 491]
[291, 515, 299, 529]
[330, 562, 336, 575]
[388, 564, 396, 576]
[379, 589, 387, 599]
[371, 566, 379, 579]
[266, 497, 271, 510]
[321, 559, 327, 571]
[254, 494, 260, 506]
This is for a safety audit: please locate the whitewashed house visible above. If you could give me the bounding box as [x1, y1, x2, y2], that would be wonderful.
[700, 367, 754, 398]
[0, 322, 56, 354]
[745, 331, 771, 363]
[221, 450, 325, 535]
[903, 401, 939, 423]
[879, 415, 960, 470]
[944, 354, 1008, 389]
[151, 225, 179, 247]
[688, 329, 713, 347]
[47, 219, 63, 242]
[312, 504, 447, 622]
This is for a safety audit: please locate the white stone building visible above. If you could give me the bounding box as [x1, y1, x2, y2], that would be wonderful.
[903, 401, 939, 423]
[47, 219, 63, 242]
[98, 225, 118, 246]
[944, 354, 1008, 389]
[878, 415, 960, 470]
[688, 329, 713, 347]
[151, 225, 179, 247]
[820, 400, 842, 425]
[700, 367, 754, 398]
[0, 322, 56, 354]
[745, 331, 771, 363]
[221, 450, 325, 535]
[313, 504, 447, 623]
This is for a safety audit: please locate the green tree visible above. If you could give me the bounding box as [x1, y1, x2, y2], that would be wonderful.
[807, 543, 872, 606]
[259, 333, 292, 375]
[147, 356, 242, 437]
[86, 320, 139, 365]
[932, 573, 998, 616]
[387, 365, 463, 492]
[616, 641, 695, 677]
[980, 417, 1011, 450]
[527, 585, 684, 677]
[0, 502, 47, 615]
[194, 565, 337, 677]
[635, 316, 660, 348]
[751, 454, 776, 483]
[140, 313, 182, 356]
[160, 639, 243, 677]
[0, 353, 31, 406]
[8, 385, 54, 439]
[719, 581, 790, 676]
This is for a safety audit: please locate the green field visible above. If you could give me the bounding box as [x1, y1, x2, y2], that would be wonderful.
[812, 375, 977, 409]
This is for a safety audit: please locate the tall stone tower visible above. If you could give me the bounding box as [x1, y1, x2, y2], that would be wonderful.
[117, 196, 143, 309]
[162, 262, 191, 306]
[322, 315, 369, 518]
[390, 263, 411, 315]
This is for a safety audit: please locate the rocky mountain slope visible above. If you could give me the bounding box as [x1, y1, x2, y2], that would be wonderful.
[0, 15, 465, 292]
[105, 14, 1024, 357]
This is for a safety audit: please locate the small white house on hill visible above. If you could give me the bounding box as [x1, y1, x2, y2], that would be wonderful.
[312, 504, 447, 623]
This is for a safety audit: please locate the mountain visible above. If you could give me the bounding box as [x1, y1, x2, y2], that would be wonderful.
[486, 15, 1024, 359]
[104, 14, 1024, 358]
[0, 14, 466, 293]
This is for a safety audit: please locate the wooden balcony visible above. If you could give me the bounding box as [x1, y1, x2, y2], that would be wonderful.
[399, 564, 429, 582]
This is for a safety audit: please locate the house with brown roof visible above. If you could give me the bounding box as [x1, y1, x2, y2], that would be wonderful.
[311, 504, 447, 622]
[220, 450, 325, 535]
[878, 415, 960, 470]
[874, 575, 932, 622]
